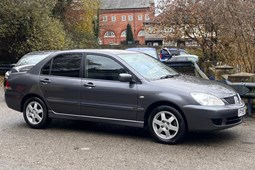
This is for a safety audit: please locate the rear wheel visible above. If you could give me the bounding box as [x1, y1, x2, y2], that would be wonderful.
[148, 105, 186, 144]
[23, 97, 51, 129]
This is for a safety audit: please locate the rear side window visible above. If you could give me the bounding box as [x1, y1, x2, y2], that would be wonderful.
[41, 60, 51, 75]
[41, 53, 82, 77]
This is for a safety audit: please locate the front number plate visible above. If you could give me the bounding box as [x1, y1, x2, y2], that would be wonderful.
[238, 107, 246, 117]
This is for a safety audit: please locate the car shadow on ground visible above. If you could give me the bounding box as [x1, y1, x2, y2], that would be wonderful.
[24, 118, 238, 145]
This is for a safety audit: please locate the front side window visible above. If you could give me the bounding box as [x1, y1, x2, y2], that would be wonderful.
[85, 55, 127, 81]
[50, 53, 82, 78]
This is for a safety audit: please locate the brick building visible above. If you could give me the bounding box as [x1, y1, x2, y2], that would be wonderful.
[99, 0, 155, 45]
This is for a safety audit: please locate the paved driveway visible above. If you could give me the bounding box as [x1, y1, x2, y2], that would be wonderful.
[0, 86, 255, 170]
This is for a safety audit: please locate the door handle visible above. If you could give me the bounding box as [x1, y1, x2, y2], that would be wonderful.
[83, 82, 95, 88]
[40, 78, 51, 84]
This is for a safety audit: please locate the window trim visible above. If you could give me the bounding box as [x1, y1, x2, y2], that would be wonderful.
[145, 14, 150, 21]
[111, 15, 116, 21]
[121, 30, 127, 37]
[103, 16, 107, 22]
[121, 15, 126, 21]
[138, 30, 145, 37]
[104, 31, 116, 38]
[138, 15, 143, 21]
[128, 15, 133, 21]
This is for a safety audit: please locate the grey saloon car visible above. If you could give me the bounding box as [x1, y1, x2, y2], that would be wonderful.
[5, 50, 246, 144]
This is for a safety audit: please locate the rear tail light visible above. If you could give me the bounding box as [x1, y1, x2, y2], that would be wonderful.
[160, 53, 162, 59]
[5, 80, 12, 90]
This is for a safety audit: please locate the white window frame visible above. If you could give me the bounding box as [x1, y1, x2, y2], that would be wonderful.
[103, 16, 107, 22]
[145, 14, 150, 21]
[128, 15, 133, 21]
[121, 15, 126, 21]
[104, 31, 116, 38]
[121, 30, 127, 37]
[138, 15, 143, 21]
[111, 16, 116, 21]
[138, 30, 145, 37]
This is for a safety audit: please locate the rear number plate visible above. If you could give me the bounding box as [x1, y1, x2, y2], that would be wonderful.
[238, 107, 246, 117]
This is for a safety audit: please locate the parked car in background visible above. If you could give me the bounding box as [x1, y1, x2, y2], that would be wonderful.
[126, 47, 160, 60]
[160, 48, 189, 61]
[4, 51, 56, 89]
[168, 54, 199, 63]
[5, 49, 246, 144]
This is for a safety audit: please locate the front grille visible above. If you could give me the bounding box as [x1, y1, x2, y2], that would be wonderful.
[226, 116, 242, 125]
[223, 95, 239, 105]
[212, 116, 242, 126]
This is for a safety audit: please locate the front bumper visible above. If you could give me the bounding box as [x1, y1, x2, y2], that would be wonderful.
[182, 102, 246, 131]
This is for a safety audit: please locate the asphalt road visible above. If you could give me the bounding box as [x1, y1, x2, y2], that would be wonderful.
[1, 87, 255, 170]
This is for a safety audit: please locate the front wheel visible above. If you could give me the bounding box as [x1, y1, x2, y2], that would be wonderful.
[23, 97, 51, 129]
[148, 105, 186, 144]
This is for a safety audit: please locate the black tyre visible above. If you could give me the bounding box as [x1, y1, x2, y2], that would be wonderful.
[148, 105, 186, 144]
[23, 97, 51, 129]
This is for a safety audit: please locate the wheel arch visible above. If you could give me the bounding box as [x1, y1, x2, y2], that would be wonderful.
[144, 101, 188, 130]
[21, 94, 46, 112]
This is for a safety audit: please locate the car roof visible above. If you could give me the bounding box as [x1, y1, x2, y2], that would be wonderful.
[25, 50, 58, 56]
[53, 49, 140, 56]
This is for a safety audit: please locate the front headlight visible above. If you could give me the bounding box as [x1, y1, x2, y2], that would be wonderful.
[191, 92, 225, 106]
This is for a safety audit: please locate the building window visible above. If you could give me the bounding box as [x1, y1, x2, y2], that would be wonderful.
[138, 15, 143, 21]
[121, 30, 127, 37]
[138, 30, 145, 37]
[111, 16, 116, 21]
[121, 15, 126, 21]
[145, 14, 150, 21]
[128, 15, 133, 21]
[103, 16, 107, 22]
[104, 31, 116, 38]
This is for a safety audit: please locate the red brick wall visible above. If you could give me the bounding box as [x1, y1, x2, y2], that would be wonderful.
[99, 8, 153, 45]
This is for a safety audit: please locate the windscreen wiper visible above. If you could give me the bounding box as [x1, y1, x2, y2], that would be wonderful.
[160, 74, 177, 79]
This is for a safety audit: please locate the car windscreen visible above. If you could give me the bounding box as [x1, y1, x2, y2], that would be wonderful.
[16, 54, 50, 66]
[118, 53, 178, 81]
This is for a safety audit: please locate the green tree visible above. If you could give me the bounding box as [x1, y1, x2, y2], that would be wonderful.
[126, 24, 134, 45]
[53, 0, 100, 48]
[0, 0, 70, 59]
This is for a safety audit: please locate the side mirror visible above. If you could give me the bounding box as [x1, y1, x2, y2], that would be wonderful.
[118, 73, 133, 82]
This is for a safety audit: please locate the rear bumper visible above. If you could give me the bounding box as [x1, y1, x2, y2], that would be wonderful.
[5, 91, 22, 112]
[182, 103, 246, 131]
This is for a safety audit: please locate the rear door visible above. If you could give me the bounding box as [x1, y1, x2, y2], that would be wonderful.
[39, 53, 82, 115]
[80, 53, 138, 120]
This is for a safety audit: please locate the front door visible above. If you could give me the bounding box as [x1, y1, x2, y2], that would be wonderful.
[81, 54, 138, 120]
